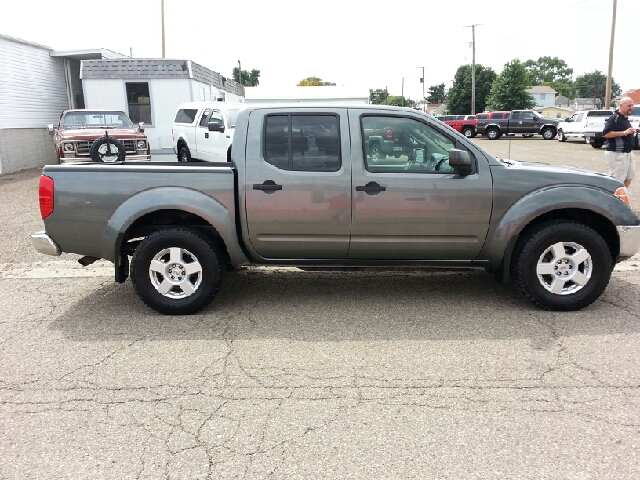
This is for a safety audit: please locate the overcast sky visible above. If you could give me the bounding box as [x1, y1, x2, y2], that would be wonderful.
[2, 0, 638, 100]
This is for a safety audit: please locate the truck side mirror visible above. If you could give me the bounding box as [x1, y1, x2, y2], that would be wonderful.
[449, 149, 472, 175]
[47, 124, 55, 135]
[208, 120, 225, 132]
[138, 122, 145, 132]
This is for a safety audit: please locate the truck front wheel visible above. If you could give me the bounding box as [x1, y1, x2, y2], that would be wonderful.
[486, 128, 500, 140]
[541, 128, 556, 140]
[511, 221, 612, 311]
[131, 228, 222, 315]
[369, 143, 385, 162]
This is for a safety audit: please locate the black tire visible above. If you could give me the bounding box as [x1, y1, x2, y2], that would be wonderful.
[369, 143, 385, 162]
[511, 221, 612, 311]
[462, 127, 474, 138]
[541, 128, 556, 140]
[591, 139, 604, 149]
[130, 228, 222, 315]
[557, 130, 566, 142]
[634, 133, 639, 150]
[486, 128, 500, 140]
[178, 145, 192, 162]
[89, 136, 126, 163]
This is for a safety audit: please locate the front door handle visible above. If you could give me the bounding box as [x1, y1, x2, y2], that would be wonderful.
[356, 182, 386, 195]
[253, 180, 282, 193]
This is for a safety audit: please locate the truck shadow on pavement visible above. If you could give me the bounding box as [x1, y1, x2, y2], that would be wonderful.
[48, 268, 640, 346]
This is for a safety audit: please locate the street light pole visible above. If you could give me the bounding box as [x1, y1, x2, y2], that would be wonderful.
[161, 0, 166, 58]
[605, 0, 617, 109]
[417, 66, 425, 111]
[464, 24, 481, 114]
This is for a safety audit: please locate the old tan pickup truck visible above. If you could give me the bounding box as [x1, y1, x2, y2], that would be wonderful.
[48, 109, 150, 163]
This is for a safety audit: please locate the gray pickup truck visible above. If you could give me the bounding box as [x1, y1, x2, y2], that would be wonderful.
[477, 110, 560, 140]
[32, 104, 640, 315]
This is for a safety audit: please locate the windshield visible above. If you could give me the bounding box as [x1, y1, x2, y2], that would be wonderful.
[225, 109, 240, 128]
[62, 112, 133, 129]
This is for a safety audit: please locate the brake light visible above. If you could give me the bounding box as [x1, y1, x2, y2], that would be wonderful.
[385, 129, 393, 140]
[39, 175, 54, 219]
[615, 187, 630, 206]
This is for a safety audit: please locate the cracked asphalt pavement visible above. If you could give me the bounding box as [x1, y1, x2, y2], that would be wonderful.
[1, 137, 640, 479]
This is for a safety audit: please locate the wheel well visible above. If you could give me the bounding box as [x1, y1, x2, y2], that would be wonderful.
[177, 139, 187, 150]
[495, 208, 619, 284]
[120, 209, 231, 265]
[512, 208, 618, 263]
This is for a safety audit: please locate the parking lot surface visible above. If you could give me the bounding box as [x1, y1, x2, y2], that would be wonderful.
[1, 137, 640, 479]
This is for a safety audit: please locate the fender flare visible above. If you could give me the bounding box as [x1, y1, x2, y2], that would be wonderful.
[101, 186, 248, 266]
[480, 185, 637, 273]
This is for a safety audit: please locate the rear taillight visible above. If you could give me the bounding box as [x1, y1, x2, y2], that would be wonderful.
[39, 175, 54, 219]
[385, 129, 393, 139]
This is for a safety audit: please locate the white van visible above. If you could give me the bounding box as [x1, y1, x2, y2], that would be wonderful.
[172, 102, 244, 162]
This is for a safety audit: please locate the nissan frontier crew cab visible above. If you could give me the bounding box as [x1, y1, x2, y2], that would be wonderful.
[32, 104, 640, 315]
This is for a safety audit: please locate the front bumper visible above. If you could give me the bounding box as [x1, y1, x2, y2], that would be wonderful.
[31, 232, 61, 256]
[59, 154, 152, 164]
[617, 225, 640, 260]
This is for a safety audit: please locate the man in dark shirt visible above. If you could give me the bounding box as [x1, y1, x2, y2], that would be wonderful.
[602, 97, 639, 188]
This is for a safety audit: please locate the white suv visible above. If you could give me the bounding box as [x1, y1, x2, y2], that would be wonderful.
[557, 109, 613, 143]
[172, 102, 244, 162]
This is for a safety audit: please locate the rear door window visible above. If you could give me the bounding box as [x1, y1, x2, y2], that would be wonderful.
[174, 109, 198, 124]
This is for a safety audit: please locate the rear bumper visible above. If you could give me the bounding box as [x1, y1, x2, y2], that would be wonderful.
[617, 225, 640, 260]
[31, 232, 61, 256]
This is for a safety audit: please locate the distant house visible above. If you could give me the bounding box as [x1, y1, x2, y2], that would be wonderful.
[617, 89, 640, 104]
[537, 106, 575, 119]
[525, 86, 557, 108]
[555, 95, 573, 108]
[573, 98, 601, 110]
[426, 103, 447, 116]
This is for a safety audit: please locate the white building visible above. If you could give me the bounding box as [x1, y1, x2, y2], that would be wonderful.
[244, 86, 369, 105]
[0, 34, 125, 174]
[81, 58, 245, 155]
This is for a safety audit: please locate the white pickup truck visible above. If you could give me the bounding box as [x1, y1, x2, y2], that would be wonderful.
[172, 102, 243, 162]
[557, 109, 613, 144]
[583, 105, 640, 149]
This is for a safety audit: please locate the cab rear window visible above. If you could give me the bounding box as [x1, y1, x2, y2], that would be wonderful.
[631, 107, 640, 116]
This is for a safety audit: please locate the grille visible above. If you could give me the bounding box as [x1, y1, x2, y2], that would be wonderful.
[74, 140, 137, 156]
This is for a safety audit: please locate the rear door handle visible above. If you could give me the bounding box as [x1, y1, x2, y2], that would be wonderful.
[253, 180, 282, 193]
[356, 182, 386, 195]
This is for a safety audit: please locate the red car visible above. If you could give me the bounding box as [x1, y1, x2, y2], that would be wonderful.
[48, 110, 151, 163]
[437, 114, 477, 138]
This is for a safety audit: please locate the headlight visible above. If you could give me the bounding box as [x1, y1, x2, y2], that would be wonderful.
[137, 140, 146, 149]
[63, 142, 75, 152]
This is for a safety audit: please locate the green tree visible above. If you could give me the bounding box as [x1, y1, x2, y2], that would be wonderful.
[486, 59, 536, 111]
[524, 56, 573, 84]
[446, 64, 496, 114]
[369, 88, 389, 104]
[383, 95, 413, 107]
[541, 81, 575, 100]
[232, 67, 260, 87]
[574, 70, 621, 108]
[298, 77, 336, 86]
[426, 83, 446, 104]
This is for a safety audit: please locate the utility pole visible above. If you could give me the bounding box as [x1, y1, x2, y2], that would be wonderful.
[605, 0, 617, 109]
[464, 24, 481, 114]
[417, 66, 425, 112]
[161, 0, 166, 58]
[237, 60, 242, 84]
[401, 77, 409, 107]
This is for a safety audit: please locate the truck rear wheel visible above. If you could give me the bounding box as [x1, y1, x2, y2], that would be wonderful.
[130, 228, 222, 315]
[369, 143, 385, 162]
[511, 221, 612, 311]
[591, 139, 604, 149]
[486, 128, 500, 140]
[541, 128, 556, 140]
[462, 127, 474, 138]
